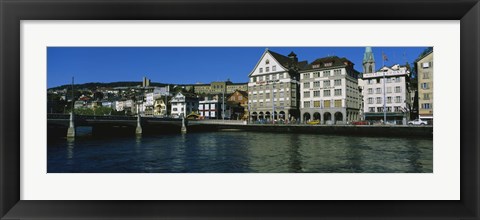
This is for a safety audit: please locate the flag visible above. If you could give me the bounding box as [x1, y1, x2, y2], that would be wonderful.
[382, 52, 388, 61]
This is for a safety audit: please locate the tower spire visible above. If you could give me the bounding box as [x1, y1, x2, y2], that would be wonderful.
[363, 47, 376, 74]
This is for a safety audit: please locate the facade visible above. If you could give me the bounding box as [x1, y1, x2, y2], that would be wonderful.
[198, 98, 222, 119]
[362, 64, 411, 124]
[153, 99, 168, 116]
[416, 50, 434, 123]
[170, 92, 199, 118]
[248, 49, 306, 122]
[299, 56, 361, 124]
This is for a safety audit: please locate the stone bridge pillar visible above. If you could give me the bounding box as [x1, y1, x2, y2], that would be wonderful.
[135, 114, 142, 135]
[181, 117, 187, 134]
[66, 112, 75, 139]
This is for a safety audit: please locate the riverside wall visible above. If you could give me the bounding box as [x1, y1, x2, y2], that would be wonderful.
[187, 124, 433, 138]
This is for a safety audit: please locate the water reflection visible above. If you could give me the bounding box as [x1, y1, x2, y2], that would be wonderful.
[48, 131, 433, 173]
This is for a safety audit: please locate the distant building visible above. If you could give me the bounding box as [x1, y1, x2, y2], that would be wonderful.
[416, 50, 434, 123]
[170, 92, 199, 118]
[185, 81, 248, 95]
[299, 56, 361, 124]
[248, 49, 306, 122]
[142, 76, 151, 87]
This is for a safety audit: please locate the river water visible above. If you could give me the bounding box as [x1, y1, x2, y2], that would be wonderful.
[47, 128, 433, 173]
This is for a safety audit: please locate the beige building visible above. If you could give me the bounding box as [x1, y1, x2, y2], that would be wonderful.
[416, 50, 433, 123]
[299, 56, 361, 124]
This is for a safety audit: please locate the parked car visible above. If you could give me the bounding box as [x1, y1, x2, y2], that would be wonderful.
[408, 119, 427, 125]
[352, 121, 369, 125]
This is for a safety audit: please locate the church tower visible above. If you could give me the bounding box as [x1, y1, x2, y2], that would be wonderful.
[363, 47, 375, 74]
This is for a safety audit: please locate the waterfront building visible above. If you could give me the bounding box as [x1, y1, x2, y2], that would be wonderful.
[170, 92, 199, 118]
[153, 98, 168, 116]
[198, 97, 222, 119]
[227, 90, 249, 120]
[144, 87, 170, 116]
[362, 63, 411, 124]
[299, 56, 361, 124]
[248, 49, 306, 122]
[415, 50, 433, 123]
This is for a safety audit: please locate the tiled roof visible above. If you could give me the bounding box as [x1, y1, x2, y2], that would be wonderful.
[302, 56, 353, 71]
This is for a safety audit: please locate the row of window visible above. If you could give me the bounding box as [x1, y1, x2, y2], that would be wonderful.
[303, 89, 342, 98]
[367, 86, 402, 94]
[251, 92, 286, 99]
[366, 77, 402, 84]
[421, 103, 432, 109]
[302, 69, 342, 79]
[251, 101, 293, 107]
[259, 65, 277, 73]
[368, 106, 405, 113]
[367, 96, 403, 104]
[303, 79, 342, 88]
[251, 72, 286, 82]
[304, 100, 342, 108]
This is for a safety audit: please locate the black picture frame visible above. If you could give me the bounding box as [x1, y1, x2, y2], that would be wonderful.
[1, 0, 479, 219]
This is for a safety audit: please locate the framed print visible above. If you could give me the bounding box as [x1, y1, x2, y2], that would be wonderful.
[1, 0, 479, 219]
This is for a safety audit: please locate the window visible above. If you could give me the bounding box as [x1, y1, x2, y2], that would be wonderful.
[313, 72, 321, 78]
[386, 78, 392, 83]
[334, 100, 342, 107]
[394, 106, 402, 112]
[368, 88, 373, 94]
[259, 68, 263, 73]
[324, 100, 331, 108]
[376, 97, 382, 104]
[260, 102, 263, 107]
[386, 107, 392, 112]
[313, 91, 320, 97]
[369, 107, 375, 112]
[368, 97, 373, 104]
[266, 60, 270, 64]
[313, 81, 320, 87]
[377, 107, 383, 112]
[272, 65, 276, 71]
[324, 90, 331, 97]
[323, 80, 330, 87]
[279, 91, 284, 98]
[376, 78, 380, 84]
[422, 62, 430, 68]
[387, 87, 392, 93]
[422, 103, 431, 109]
[303, 91, 310, 98]
[334, 69, 342, 75]
[395, 86, 401, 93]
[423, 93, 430, 100]
[396, 77, 401, 82]
[376, 88, 381, 94]
[312, 64, 320, 68]
[334, 79, 341, 86]
[334, 89, 342, 96]
[238, 96, 243, 100]
[423, 72, 429, 79]
[421, 83, 429, 89]
[387, 96, 392, 103]
[395, 96, 401, 103]
[265, 93, 270, 99]
[304, 101, 311, 108]
[324, 62, 333, 67]
[303, 82, 310, 88]
[323, 71, 331, 77]
[314, 101, 321, 107]
[266, 67, 270, 72]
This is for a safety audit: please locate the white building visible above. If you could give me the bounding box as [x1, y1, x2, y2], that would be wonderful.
[299, 56, 361, 124]
[247, 49, 306, 122]
[170, 92, 199, 118]
[362, 64, 411, 124]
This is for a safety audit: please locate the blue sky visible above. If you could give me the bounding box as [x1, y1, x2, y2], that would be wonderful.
[47, 47, 428, 88]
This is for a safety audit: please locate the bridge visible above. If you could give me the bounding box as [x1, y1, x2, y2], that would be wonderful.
[47, 113, 186, 137]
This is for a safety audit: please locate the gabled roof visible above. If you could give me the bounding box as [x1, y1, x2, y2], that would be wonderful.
[249, 49, 307, 77]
